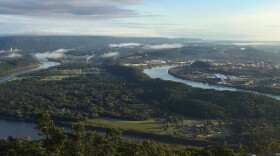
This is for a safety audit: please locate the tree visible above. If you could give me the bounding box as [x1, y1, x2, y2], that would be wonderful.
[35, 111, 67, 155]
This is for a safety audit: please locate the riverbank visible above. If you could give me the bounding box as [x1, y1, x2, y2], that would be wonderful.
[0, 63, 41, 76]
[0, 59, 60, 84]
[143, 65, 280, 100]
[0, 57, 42, 76]
[0, 116, 213, 146]
[168, 67, 280, 98]
[58, 121, 214, 146]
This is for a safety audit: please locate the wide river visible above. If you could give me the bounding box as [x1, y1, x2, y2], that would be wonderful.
[144, 65, 280, 100]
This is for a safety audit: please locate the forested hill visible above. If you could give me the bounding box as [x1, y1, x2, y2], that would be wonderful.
[106, 65, 280, 144]
[1, 63, 280, 125]
[106, 65, 280, 120]
[0, 57, 40, 76]
[0, 36, 201, 52]
[1, 64, 280, 147]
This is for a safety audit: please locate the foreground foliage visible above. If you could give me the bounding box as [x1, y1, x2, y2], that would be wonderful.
[0, 112, 248, 156]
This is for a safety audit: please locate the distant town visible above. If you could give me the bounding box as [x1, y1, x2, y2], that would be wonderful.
[169, 60, 280, 95]
[0, 47, 20, 53]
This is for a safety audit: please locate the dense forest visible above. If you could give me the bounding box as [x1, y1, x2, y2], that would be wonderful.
[0, 57, 40, 75]
[0, 63, 280, 146]
[2, 64, 280, 121]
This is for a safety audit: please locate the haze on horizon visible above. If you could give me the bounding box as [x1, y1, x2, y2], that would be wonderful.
[0, 0, 280, 41]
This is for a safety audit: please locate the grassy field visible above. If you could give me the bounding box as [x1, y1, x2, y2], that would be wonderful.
[41, 75, 77, 81]
[84, 117, 221, 138]
[9, 76, 29, 81]
[84, 118, 179, 135]
[9, 75, 78, 81]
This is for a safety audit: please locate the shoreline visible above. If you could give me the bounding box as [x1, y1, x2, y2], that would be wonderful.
[0, 116, 213, 146]
[167, 67, 280, 98]
[0, 63, 41, 77]
[0, 59, 60, 84]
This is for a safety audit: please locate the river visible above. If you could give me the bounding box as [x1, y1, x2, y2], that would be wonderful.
[0, 61, 145, 140]
[144, 65, 280, 100]
[0, 63, 278, 142]
[0, 59, 60, 84]
[0, 59, 60, 138]
[0, 119, 41, 138]
[0, 119, 143, 140]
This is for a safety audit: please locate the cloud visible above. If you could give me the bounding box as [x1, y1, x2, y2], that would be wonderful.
[0, 0, 141, 19]
[101, 52, 119, 58]
[34, 48, 70, 59]
[6, 53, 22, 58]
[53, 49, 71, 53]
[35, 52, 64, 59]
[145, 43, 184, 50]
[109, 43, 141, 48]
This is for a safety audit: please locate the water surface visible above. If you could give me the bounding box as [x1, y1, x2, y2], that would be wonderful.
[144, 66, 280, 100]
[0, 59, 60, 84]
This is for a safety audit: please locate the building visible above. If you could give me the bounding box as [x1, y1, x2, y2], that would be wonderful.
[82, 67, 100, 75]
[212, 74, 228, 81]
[9, 47, 19, 53]
[260, 62, 265, 68]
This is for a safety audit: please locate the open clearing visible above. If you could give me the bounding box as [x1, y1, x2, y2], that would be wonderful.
[41, 75, 77, 81]
[84, 118, 178, 135]
[9, 75, 78, 81]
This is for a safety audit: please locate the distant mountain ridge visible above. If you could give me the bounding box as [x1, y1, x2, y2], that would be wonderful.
[0, 36, 202, 52]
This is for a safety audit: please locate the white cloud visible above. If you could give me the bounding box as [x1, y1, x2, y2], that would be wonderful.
[53, 49, 71, 53]
[35, 52, 64, 59]
[101, 52, 119, 58]
[0, 0, 141, 19]
[2, 1, 280, 41]
[34, 48, 71, 59]
[145, 43, 184, 50]
[6, 53, 22, 58]
[109, 43, 141, 48]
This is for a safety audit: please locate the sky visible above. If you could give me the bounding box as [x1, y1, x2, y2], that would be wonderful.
[0, 0, 280, 41]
